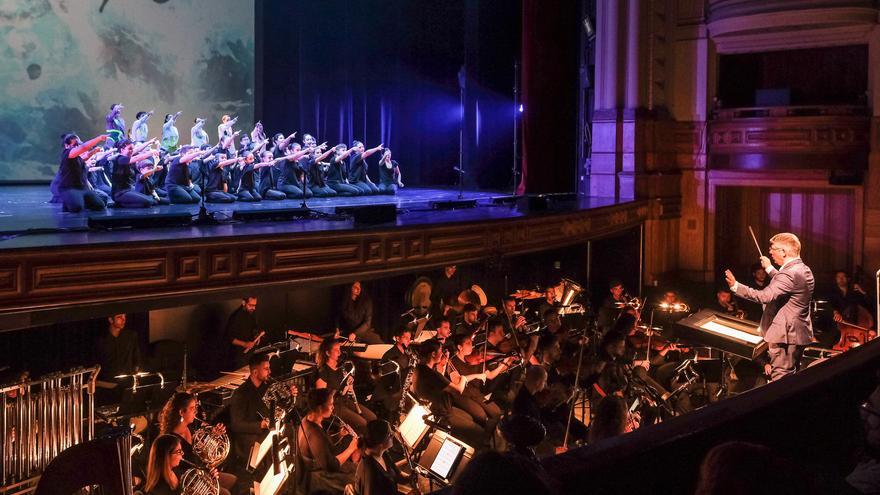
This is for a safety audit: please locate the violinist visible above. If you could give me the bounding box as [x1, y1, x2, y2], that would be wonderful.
[412, 340, 487, 449]
[296, 388, 358, 495]
[314, 337, 377, 435]
[448, 334, 512, 430]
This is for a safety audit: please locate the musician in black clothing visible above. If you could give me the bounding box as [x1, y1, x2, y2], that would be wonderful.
[373, 326, 412, 417]
[512, 365, 547, 424]
[355, 420, 411, 495]
[314, 337, 377, 435]
[144, 434, 187, 495]
[597, 279, 627, 333]
[434, 265, 462, 317]
[448, 334, 511, 430]
[296, 388, 358, 495]
[412, 340, 486, 449]
[229, 353, 272, 461]
[829, 270, 873, 325]
[225, 297, 263, 370]
[95, 313, 142, 382]
[455, 304, 481, 336]
[336, 281, 383, 345]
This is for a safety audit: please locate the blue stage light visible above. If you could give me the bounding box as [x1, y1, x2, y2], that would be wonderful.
[518, 104, 524, 113]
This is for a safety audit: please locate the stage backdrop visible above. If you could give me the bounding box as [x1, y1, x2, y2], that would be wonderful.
[0, 0, 254, 182]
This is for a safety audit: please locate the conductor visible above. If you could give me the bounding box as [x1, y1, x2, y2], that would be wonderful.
[724, 232, 815, 381]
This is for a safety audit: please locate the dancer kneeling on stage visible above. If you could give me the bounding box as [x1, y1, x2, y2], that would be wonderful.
[56, 132, 110, 213]
[159, 392, 237, 495]
[304, 136, 337, 197]
[355, 419, 413, 495]
[326, 144, 362, 196]
[235, 151, 268, 202]
[315, 337, 378, 435]
[296, 388, 359, 495]
[276, 142, 313, 200]
[111, 140, 160, 208]
[348, 140, 383, 195]
[377, 149, 404, 195]
[413, 339, 487, 450]
[165, 146, 211, 204]
[204, 150, 240, 203]
[256, 150, 287, 201]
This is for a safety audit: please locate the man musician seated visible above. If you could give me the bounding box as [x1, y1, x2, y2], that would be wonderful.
[229, 352, 272, 460]
[94, 313, 143, 404]
[372, 326, 413, 418]
[336, 280, 383, 345]
[454, 303, 483, 337]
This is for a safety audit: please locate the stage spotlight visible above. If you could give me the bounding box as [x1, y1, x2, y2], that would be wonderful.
[518, 104, 524, 113]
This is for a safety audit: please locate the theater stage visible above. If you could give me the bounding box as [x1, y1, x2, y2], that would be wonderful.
[0, 185, 619, 250]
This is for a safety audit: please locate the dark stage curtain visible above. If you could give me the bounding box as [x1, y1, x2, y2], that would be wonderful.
[257, 0, 520, 190]
[521, 0, 579, 194]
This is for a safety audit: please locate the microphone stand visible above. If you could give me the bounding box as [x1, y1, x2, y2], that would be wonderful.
[193, 150, 218, 225]
[458, 68, 466, 199]
[512, 60, 520, 196]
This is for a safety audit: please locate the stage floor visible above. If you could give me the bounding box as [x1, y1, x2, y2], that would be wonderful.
[0, 185, 621, 250]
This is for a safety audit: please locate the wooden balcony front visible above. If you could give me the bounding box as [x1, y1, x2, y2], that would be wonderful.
[708, 105, 870, 170]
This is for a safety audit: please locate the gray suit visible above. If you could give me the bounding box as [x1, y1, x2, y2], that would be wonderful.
[734, 258, 814, 380]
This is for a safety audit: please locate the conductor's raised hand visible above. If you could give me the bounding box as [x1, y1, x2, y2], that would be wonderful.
[759, 256, 772, 270]
[724, 269, 737, 288]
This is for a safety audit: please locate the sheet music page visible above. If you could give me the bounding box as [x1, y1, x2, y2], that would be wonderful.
[430, 439, 463, 479]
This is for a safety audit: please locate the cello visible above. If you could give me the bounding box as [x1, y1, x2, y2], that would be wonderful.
[833, 304, 875, 352]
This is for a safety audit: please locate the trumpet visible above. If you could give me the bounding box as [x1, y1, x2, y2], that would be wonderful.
[615, 294, 642, 311]
[657, 301, 690, 313]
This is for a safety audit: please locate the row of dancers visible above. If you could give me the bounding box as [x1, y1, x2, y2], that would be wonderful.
[52, 105, 404, 213]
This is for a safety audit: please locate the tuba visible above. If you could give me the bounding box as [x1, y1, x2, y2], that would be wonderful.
[179, 458, 220, 495]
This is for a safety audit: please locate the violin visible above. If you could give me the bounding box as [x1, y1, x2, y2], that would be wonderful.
[627, 325, 690, 354]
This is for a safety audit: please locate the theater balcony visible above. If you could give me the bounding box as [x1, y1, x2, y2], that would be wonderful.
[708, 105, 870, 171]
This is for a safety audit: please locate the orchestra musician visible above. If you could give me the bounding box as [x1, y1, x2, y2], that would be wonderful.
[354, 419, 416, 495]
[337, 281, 383, 345]
[225, 296, 264, 370]
[143, 434, 186, 495]
[455, 304, 483, 337]
[315, 337, 378, 435]
[434, 264, 462, 317]
[448, 333, 513, 431]
[373, 326, 413, 418]
[412, 340, 487, 449]
[95, 313, 142, 383]
[828, 270, 873, 326]
[228, 353, 272, 460]
[158, 392, 236, 495]
[296, 388, 359, 495]
[597, 279, 628, 333]
[725, 232, 815, 381]
[715, 288, 744, 318]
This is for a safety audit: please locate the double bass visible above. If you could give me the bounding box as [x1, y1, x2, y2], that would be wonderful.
[833, 305, 876, 352]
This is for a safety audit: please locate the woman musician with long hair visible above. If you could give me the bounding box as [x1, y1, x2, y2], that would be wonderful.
[314, 337, 377, 435]
[158, 392, 236, 495]
[296, 388, 359, 495]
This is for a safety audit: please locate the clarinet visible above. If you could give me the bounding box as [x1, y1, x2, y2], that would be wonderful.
[398, 346, 419, 412]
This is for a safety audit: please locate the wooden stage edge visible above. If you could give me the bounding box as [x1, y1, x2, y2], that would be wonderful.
[0, 199, 650, 330]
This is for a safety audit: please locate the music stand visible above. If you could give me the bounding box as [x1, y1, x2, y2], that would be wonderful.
[253, 459, 291, 495]
[248, 430, 278, 473]
[417, 430, 474, 486]
[399, 404, 432, 449]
